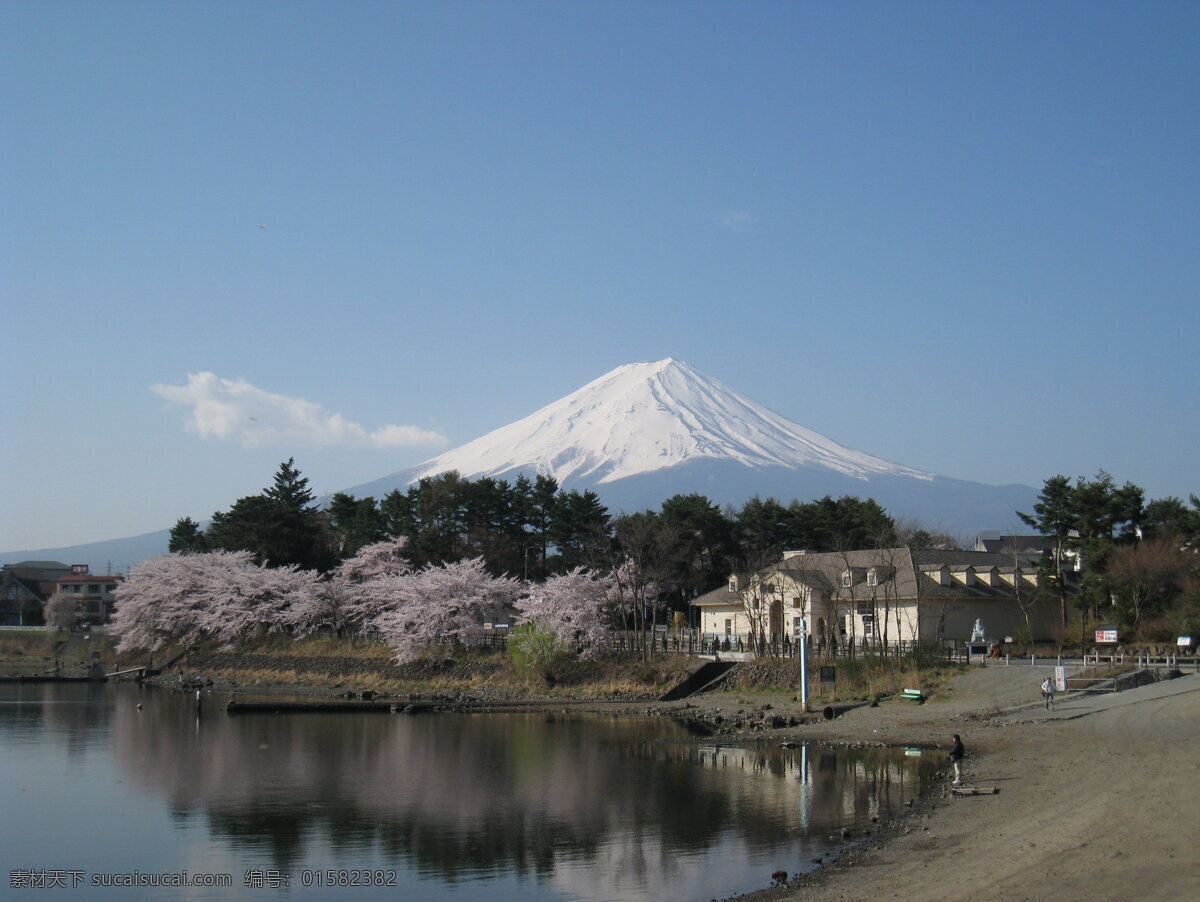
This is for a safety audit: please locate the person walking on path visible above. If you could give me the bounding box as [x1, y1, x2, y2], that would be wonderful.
[948, 734, 965, 785]
[1041, 676, 1055, 711]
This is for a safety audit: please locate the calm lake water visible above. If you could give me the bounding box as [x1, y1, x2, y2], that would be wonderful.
[1, 683, 936, 902]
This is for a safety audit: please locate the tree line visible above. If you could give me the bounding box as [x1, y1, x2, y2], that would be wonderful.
[164, 460, 1199, 645]
[168, 459, 915, 607]
[1018, 471, 1200, 641]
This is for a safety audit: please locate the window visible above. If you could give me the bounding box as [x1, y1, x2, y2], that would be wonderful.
[840, 570, 852, 588]
[866, 568, 879, 587]
[724, 618, 732, 636]
[88, 584, 100, 594]
[839, 615, 850, 636]
[856, 600, 874, 615]
[105, 584, 116, 593]
[861, 614, 874, 637]
[792, 616, 803, 637]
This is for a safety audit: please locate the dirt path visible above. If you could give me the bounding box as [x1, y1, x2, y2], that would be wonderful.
[710, 667, 1200, 902]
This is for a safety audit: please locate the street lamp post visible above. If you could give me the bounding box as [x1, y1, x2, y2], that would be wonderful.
[799, 614, 810, 712]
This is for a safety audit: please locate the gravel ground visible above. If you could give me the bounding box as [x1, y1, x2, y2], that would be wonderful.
[690, 664, 1200, 902]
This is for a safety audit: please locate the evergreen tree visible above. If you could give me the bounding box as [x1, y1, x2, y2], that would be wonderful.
[658, 493, 736, 600]
[548, 489, 611, 573]
[1018, 471, 1145, 632]
[168, 516, 208, 554]
[1018, 474, 1077, 629]
[326, 493, 385, 558]
[207, 459, 335, 571]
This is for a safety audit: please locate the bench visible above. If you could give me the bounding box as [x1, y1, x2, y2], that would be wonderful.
[900, 688, 925, 703]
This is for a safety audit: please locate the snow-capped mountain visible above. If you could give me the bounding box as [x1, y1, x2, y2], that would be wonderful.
[398, 358, 932, 486]
[347, 359, 1035, 533]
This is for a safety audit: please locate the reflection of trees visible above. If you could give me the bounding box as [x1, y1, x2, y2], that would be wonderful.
[0, 683, 113, 759]
[106, 688, 935, 883]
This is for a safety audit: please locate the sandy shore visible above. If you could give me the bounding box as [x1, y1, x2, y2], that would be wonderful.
[686, 664, 1200, 902]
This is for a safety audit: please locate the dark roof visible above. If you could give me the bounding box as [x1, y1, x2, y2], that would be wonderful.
[0, 574, 45, 601]
[974, 534, 1051, 555]
[699, 546, 1061, 606]
[692, 585, 741, 607]
[3, 561, 71, 577]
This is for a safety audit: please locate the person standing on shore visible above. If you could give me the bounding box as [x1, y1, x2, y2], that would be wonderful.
[1041, 676, 1055, 711]
[948, 734, 965, 785]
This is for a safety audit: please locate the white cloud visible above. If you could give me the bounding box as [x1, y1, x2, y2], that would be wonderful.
[151, 373, 448, 450]
[720, 210, 755, 232]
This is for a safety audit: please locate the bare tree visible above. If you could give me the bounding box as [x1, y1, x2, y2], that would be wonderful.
[999, 536, 1038, 647]
[44, 590, 78, 632]
[1107, 537, 1192, 628]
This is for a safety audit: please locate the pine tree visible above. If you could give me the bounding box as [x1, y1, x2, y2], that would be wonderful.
[207, 459, 335, 571]
[168, 517, 208, 554]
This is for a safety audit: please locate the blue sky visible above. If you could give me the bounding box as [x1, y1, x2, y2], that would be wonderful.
[4, 1, 1198, 551]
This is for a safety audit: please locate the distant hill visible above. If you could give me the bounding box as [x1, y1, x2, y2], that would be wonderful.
[0, 528, 170, 575]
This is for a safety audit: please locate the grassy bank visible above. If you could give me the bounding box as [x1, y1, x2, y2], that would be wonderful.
[146, 635, 697, 699]
[0, 630, 965, 704]
[730, 651, 966, 706]
[0, 628, 118, 676]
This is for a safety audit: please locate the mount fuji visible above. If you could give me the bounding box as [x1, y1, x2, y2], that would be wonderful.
[345, 358, 1036, 534]
[2, 359, 1037, 571]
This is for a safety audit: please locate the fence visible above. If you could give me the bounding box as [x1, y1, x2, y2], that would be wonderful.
[598, 631, 962, 663]
[360, 627, 963, 664]
[1083, 651, 1199, 672]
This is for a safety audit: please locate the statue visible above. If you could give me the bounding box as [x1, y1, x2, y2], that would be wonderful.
[969, 619, 987, 643]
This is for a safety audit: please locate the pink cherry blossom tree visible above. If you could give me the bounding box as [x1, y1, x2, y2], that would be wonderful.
[111, 551, 316, 653]
[372, 557, 523, 662]
[202, 560, 316, 647]
[517, 567, 614, 659]
[289, 538, 411, 637]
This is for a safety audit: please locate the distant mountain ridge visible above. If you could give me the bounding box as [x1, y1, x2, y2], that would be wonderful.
[3, 359, 1036, 570]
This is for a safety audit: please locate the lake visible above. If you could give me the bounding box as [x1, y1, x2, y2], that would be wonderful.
[1, 683, 936, 901]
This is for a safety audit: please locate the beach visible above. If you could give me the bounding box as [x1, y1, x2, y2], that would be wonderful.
[697, 664, 1200, 902]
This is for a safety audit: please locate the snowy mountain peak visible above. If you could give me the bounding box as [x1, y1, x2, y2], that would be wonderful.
[403, 359, 932, 486]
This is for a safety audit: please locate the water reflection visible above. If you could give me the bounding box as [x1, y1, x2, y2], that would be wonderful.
[2, 685, 936, 902]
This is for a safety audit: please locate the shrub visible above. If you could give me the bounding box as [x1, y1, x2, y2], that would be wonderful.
[507, 624, 567, 685]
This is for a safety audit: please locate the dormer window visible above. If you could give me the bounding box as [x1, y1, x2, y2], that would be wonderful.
[728, 576, 739, 593]
[866, 568, 879, 587]
[840, 570, 853, 588]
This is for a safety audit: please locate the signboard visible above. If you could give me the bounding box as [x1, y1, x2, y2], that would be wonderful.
[819, 666, 836, 685]
[70, 564, 89, 575]
[1095, 628, 1119, 645]
[1178, 636, 1194, 648]
[1054, 666, 1067, 693]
